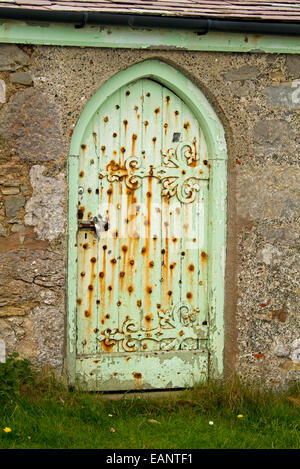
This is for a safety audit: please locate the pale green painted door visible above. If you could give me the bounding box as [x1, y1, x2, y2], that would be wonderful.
[75, 78, 210, 391]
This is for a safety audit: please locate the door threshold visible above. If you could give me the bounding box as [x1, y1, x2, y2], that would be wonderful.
[94, 388, 187, 400]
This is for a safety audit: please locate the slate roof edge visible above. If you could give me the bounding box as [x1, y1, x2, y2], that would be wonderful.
[1, 6, 300, 35]
[1, 1, 300, 22]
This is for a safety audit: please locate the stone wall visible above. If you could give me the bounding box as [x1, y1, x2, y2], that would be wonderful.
[0, 43, 299, 387]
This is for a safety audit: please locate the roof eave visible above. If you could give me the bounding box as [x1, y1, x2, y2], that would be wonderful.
[1, 8, 300, 35]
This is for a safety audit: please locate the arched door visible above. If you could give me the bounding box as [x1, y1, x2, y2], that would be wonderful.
[67, 61, 227, 391]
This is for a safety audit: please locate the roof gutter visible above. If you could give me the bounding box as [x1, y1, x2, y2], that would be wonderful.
[1, 8, 300, 36]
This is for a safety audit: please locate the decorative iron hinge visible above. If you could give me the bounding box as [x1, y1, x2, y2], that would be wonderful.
[98, 141, 209, 203]
[97, 302, 207, 352]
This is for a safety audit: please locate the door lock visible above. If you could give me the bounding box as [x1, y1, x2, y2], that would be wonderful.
[78, 215, 110, 239]
[93, 216, 110, 239]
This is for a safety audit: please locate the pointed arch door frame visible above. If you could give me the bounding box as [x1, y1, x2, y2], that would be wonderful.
[66, 59, 227, 387]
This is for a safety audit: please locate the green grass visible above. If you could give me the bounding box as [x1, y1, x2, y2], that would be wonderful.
[0, 356, 299, 449]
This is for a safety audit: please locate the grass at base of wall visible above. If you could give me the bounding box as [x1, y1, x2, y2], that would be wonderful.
[0, 355, 299, 449]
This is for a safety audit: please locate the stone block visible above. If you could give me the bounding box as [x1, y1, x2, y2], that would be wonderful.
[4, 194, 25, 218]
[25, 165, 66, 241]
[266, 84, 300, 109]
[0, 306, 27, 317]
[10, 71, 33, 86]
[0, 317, 25, 353]
[229, 81, 254, 98]
[0, 180, 20, 187]
[1, 187, 20, 195]
[286, 55, 300, 76]
[0, 249, 65, 292]
[0, 79, 5, 104]
[0, 223, 7, 238]
[252, 119, 291, 150]
[0, 45, 29, 71]
[290, 339, 300, 363]
[0, 89, 64, 162]
[0, 339, 5, 363]
[11, 224, 24, 233]
[0, 227, 49, 252]
[237, 163, 300, 221]
[7, 218, 22, 224]
[29, 305, 64, 369]
[224, 65, 259, 81]
[273, 344, 289, 358]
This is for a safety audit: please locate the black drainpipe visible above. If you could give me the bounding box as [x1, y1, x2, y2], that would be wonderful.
[0, 8, 300, 35]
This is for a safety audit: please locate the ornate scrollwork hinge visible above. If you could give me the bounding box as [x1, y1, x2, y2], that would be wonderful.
[97, 302, 207, 352]
[98, 141, 209, 204]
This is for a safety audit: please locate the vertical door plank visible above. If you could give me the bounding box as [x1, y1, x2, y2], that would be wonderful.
[118, 80, 143, 353]
[160, 88, 185, 350]
[77, 230, 98, 355]
[162, 86, 183, 310]
[77, 119, 100, 356]
[78, 122, 99, 223]
[140, 79, 163, 351]
[97, 93, 120, 353]
[179, 104, 203, 350]
[198, 180, 209, 340]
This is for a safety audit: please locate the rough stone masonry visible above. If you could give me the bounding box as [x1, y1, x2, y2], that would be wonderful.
[0, 43, 299, 388]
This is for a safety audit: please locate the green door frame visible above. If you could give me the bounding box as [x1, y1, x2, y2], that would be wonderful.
[67, 59, 227, 387]
[0, 20, 300, 54]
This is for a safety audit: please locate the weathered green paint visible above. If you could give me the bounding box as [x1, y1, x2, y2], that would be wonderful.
[0, 20, 300, 54]
[66, 154, 79, 383]
[76, 351, 209, 391]
[67, 60, 227, 390]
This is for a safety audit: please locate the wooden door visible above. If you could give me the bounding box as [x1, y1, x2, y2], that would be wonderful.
[75, 78, 210, 391]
